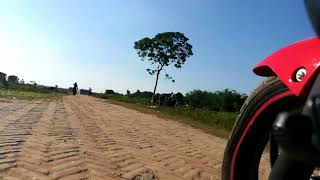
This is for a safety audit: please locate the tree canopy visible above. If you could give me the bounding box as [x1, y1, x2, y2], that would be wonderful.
[134, 32, 193, 102]
[134, 32, 193, 72]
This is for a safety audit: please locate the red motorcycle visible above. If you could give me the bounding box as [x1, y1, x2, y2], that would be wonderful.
[223, 0, 320, 179]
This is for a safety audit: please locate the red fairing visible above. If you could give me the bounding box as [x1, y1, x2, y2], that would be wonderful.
[254, 37, 320, 98]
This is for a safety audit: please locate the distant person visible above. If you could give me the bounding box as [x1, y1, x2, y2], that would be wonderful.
[88, 87, 92, 96]
[73, 82, 78, 95]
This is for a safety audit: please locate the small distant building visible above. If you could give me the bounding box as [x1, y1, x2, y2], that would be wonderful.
[80, 89, 90, 95]
[0, 72, 6, 85]
[7, 75, 19, 84]
[80, 89, 93, 96]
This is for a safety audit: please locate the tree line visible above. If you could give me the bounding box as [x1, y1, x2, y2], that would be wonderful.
[0, 72, 69, 94]
[97, 88, 247, 112]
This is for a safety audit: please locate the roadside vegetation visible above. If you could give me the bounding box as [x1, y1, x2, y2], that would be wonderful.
[0, 90, 67, 101]
[0, 72, 69, 100]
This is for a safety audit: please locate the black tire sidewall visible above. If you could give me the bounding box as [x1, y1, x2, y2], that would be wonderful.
[222, 77, 302, 180]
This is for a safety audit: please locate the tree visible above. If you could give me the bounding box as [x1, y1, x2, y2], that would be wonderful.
[185, 89, 247, 112]
[134, 32, 193, 102]
[0, 72, 6, 86]
[105, 89, 116, 95]
[126, 90, 131, 96]
[173, 92, 184, 106]
[7, 75, 19, 84]
[133, 90, 141, 97]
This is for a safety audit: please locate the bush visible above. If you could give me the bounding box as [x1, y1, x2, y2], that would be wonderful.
[185, 89, 247, 112]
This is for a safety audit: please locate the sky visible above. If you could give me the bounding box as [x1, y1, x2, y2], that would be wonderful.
[0, 0, 315, 94]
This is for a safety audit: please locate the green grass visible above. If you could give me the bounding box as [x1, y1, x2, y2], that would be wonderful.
[109, 96, 152, 105]
[99, 95, 237, 138]
[0, 89, 67, 100]
[158, 106, 237, 131]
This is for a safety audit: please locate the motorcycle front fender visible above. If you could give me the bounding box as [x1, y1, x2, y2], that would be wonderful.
[254, 37, 320, 99]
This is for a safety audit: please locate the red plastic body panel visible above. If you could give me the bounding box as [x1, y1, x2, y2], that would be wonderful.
[254, 37, 320, 98]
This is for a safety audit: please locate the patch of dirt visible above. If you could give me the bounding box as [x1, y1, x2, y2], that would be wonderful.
[132, 169, 159, 180]
[0, 98, 12, 103]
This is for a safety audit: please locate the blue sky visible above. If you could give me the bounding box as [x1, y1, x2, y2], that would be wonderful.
[0, 0, 314, 94]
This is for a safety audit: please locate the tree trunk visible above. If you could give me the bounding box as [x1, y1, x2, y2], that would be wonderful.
[151, 70, 161, 103]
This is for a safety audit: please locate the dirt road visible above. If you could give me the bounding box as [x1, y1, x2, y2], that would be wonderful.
[0, 95, 227, 180]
